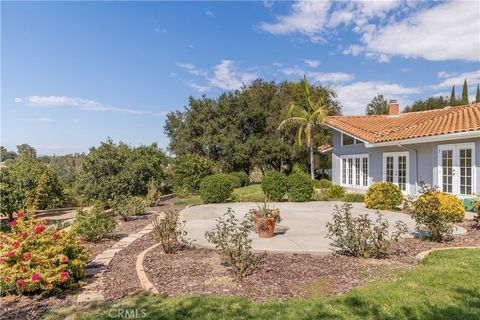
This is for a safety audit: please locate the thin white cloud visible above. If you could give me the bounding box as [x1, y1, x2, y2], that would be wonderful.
[280, 66, 354, 83]
[38, 117, 53, 123]
[205, 10, 215, 18]
[433, 70, 480, 89]
[176, 60, 258, 92]
[304, 59, 321, 68]
[336, 81, 421, 114]
[15, 96, 166, 116]
[259, 1, 480, 62]
[364, 1, 480, 61]
[209, 60, 258, 90]
[258, 1, 331, 42]
[153, 27, 166, 33]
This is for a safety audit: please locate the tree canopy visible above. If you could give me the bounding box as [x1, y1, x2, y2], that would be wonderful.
[164, 79, 342, 174]
[75, 139, 166, 203]
[404, 96, 449, 113]
[365, 94, 388, 115]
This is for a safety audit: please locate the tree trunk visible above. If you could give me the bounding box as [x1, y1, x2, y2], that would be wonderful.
[309, 137, 315, 179]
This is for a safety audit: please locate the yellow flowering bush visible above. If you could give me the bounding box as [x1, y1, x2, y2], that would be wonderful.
[409, 187, 465, 241]
[365, 182, 403, 210]
[0, 213, 89, 295]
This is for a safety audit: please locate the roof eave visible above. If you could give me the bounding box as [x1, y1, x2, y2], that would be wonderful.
[323, 122, 373, 144]
[364, 130, 480, 148]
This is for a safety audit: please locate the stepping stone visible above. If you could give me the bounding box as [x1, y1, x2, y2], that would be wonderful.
[86, 267, 106, 276]
[103, 248, 122, 255]
[92, 257, 112, 266]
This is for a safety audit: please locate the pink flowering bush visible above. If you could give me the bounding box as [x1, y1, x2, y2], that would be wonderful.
[0, 213, 89, 295]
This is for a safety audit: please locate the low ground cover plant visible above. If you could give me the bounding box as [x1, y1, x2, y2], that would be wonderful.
[287, 173, 313, 202]
[472, 197, 480, 227]
[406, 186, 464, 241]
[152, 210, 187, 254]
[343, 193, 365, 203]
[326, 203, 408, 258]
[228, 172, 250, 187]
[199, 174, 235, 203]
[73, 204, 117, 242]
[205, 208, 263, 281]
[110, 195, 146, 221]
[261, 171, 287, 201]
[326, 184, 345, 199]
[365, 182, 403, 210]
[0, 213, 89, 295]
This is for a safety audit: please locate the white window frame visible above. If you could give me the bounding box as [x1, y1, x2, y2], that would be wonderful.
[340, 154, 370, 189]
[382, 151, 410, 194]
[437, 142, 476, 197]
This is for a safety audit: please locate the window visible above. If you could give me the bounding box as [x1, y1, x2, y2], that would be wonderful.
[341, 154, 369, 188]
[342, 134, 355, 145]
[341, 133, 363, 146]
[362, 157, 368, 186]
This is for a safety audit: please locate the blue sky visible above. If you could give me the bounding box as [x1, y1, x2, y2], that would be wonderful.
[2, 1, 479, 155]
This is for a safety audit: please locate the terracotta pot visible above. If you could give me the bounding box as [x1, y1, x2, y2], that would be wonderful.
[255, 217, 276, 238]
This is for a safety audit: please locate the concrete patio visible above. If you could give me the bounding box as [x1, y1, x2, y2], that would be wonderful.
[181, 202, 467, 254]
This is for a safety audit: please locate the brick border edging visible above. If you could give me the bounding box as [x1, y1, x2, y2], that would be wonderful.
[76, 223, 154, 303]
[135, 243, 161, 294]
[415, 246, 480, 260]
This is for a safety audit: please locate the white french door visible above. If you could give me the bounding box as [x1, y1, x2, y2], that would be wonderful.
[438, 143, 476, 196]
[383, 152, 409, 194]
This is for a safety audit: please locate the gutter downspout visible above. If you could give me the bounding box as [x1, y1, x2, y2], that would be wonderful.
[397, 143, 418, 195]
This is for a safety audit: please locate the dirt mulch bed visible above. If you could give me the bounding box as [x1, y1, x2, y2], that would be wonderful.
[143, 221, 480, 301]
[390, 220, 480, 262]
[0, 291, 77, 320]
[100, 201, 186, 300]
[86, 214, 154, 261]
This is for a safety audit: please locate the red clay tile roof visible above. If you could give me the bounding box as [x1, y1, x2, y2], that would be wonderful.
[324, 103, 480, 143]
[318, 143, 333, 153]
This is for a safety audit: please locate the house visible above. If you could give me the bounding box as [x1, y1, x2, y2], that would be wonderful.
[323, 101, 480, 198]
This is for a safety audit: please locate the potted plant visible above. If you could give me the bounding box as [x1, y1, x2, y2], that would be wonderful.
[249, 202, 281, 238]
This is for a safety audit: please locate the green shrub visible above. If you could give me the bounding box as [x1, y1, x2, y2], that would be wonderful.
[199, 174, 235, 203]
[291, 163, 308, 175]
[327, 185, 345, 199]
[226, 174, 242, 189]
[229, 172, 250, 187]
[261, 171, 287, 201]
[314, 179, 332, 189]
[343, 193, 365, 203]
[145, 179, 162, 207]
[205, 208, 263, 281]
[407, 186, 465, 241]
[110, 195, 146, 221]
[326, 203, 409, 258]
[365, 182, 403, 210]
[287, 173, 313, 202]
[173, 155, 217, 194]
[152, 210, 188, 254]
[0, 215, 89, 295]
[73, 204, 117, 242]
[472, 197, 480, 226]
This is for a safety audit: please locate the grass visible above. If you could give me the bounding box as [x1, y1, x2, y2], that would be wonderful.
[43, 249, 480, 320]
[174, 195, 203, 206]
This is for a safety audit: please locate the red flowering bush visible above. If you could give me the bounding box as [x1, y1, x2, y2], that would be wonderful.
[0, 213, 89, 295]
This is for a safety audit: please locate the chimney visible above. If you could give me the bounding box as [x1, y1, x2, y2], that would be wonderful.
[388, 99, 400, 116]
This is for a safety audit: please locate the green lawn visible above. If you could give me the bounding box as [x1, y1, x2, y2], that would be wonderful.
[175, 184, 268, 206]
[44, 249, 480, 320]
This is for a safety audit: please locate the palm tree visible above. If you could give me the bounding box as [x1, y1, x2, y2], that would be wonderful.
[278, 75, 328, 179]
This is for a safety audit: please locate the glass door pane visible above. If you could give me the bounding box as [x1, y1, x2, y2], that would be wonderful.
[355, 158, 360, 186]
[398, 156, 407, 191]
[459, 148, 473, 195]
[386, 156, 394, 183]
[441, 150, 453, 193]
[348, 158, 353, 185]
